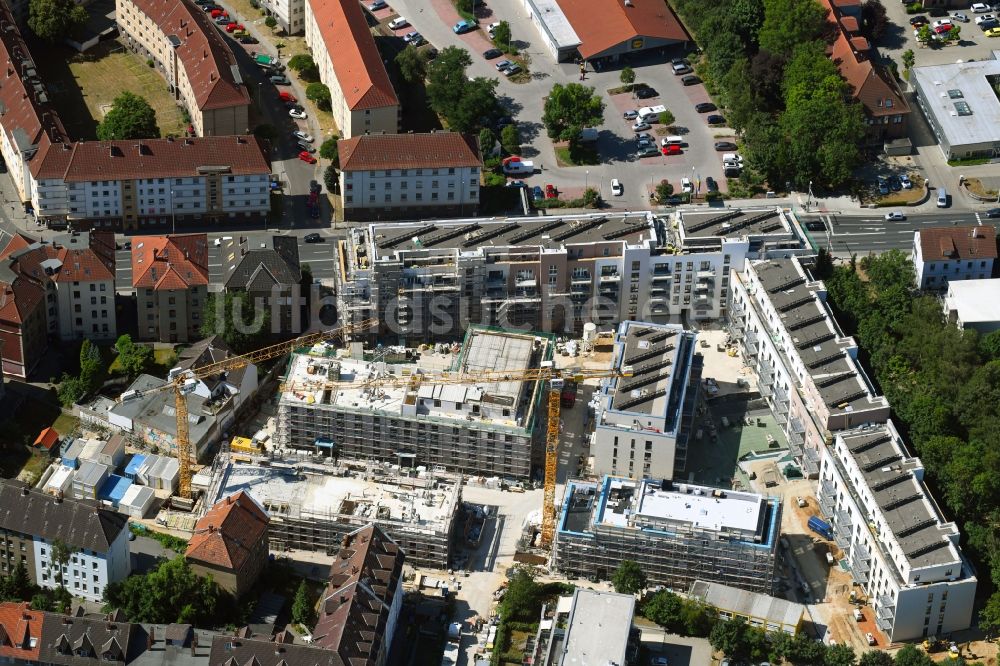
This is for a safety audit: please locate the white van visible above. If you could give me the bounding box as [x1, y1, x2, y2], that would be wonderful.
[663, 135, 684, 146]
[639, 105, 667, 122]
[937, 187, 949, 208]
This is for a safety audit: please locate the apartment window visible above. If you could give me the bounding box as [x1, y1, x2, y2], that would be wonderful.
[447, 192, 455, 201]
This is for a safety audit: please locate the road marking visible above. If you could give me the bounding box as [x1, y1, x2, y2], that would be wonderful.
[975, 212, 983, 224]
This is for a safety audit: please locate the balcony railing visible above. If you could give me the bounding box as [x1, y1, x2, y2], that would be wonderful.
[875, 615, 893, 633]
[836, 508, 853, 531]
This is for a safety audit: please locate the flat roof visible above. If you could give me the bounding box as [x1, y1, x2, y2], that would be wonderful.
[838, 427, 961, 570]
[215, 460, 458, 532]
[560, 589, 634, 666]
[947, 278, 1000, 323]
[98, 475, 132, 503]
[523, 0, 580, 50]
[688, 580, 804, 630]
[679, 207, 790, 239]
[913, 59, 1000, 148]
[604, 321, 689, 419]
[368, 213, 654, 260]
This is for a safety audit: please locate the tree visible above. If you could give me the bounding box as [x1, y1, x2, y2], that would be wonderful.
[319, 137, 339, 164]
[395, 45, 427, 83]
[980, 329, 1000, 360]
[757, 0, 828, 56]
[642, 590, 685, 629]
[916, 24, 932, 43]
[501, 569, 542, 622]
[426, 47, 499, 133]
[97, 92, 160, 141]
[478, 127, 496, 156]
[611, 560, 646, 594]
[655, 180, 674, 202]
[102, 557, 230, 625]
[581, 187, 600, 208]
[491, 21, 511, 51]
[542, 83, 605, 140]
[200, 292, 272, 354]
[305, 83, 332, 111]
[901, 49, 915, 71]
[264, 16, 277, 29]
[858, 651, 894, 666]
[861, 0, 888, 40]
[114, 334, 152, 379]
[50, 538, 73, 596]
[893, 645, 934, 666]
[709, 617, 748, 659]
[288, 54, 315, 72]
[620, 66, 636, 88]
[825, 643, 858, 666]
[500, 124, 521, 155]
[943, 23, 960, 42]
[291, 580, 314, 625]
[323, 165, 337, 193]
[658, 109, 675, 126]
[28, 0, 87, 43]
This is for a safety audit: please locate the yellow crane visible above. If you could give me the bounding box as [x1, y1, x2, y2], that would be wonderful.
[281, 362, 631, 547]
[122, 318, 377, 500]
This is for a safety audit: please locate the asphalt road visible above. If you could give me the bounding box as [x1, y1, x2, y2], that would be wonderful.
[799, 211, 990, 255]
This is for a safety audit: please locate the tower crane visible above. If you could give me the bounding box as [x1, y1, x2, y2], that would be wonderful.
[281, 362, 632, 547]
[120, 318, 378, 500]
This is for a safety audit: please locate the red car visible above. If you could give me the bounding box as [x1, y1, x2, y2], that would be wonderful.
[210, 8, 225, 17]
[298, 151, 317, 164]
[279, 91, 297, 102]
[662, 144, 682, 155]
[225, 22, 244, 32]
[545, 184, 557, 199]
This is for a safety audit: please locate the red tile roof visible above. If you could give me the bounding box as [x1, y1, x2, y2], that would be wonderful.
[38, 136, 269, 182]
[0, 274, 45, 326]
[338, 132, 481, 172]
[307, 0, 398, 110]
[186, 490, 269, 571]
[919, 225, 997, 261]
[840, 15, 859, 33]
[125, 0, 250, 111]
[8, 232, 116, 283]
[132, 234, 209, 289]
[0, 234, 35, 260]
[33, 427, 59, 451]
[830, 34, 909, 118]
[0, 602, 43, 662]
[558, 0, 689, 60]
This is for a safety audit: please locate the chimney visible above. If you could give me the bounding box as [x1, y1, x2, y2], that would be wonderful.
[21, 486, 28, 496]
[208, 524, 215, 533]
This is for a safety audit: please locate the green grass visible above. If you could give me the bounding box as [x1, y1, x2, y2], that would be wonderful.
[554, 145, 599, 167]
[130, 524, 189, 553]
[51, 413, 79, 437]
[947, 157, 991, 166]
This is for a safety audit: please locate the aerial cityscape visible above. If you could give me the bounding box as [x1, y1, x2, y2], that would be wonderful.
[0, 0, 998, 663]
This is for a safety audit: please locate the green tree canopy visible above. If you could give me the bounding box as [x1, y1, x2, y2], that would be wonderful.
[264, 16, 277, 28]
[709, 617, 749, 659]
[426, 47, 499, 133]
[97, 92, 160, 141]
[501, 569, 542, 623]
[28, 0, 87, 43]
[620, 66, 636, 87]
[114, 334, 153, 379]
[288, 54, 315, 72]
[858, 650, 894, 666]
[305, 83, 332, 111]
[200, 292, 272, 354]
[291, 580, 314, 625]
[491, 21, 511, 50]
[500, 124, 521, 155]
[757, 0, 828, 56]
[319, 137, 339, 164]
[102, 557, 230, 625]
[893, 645, 934, 666]
[323, 165, 337, 193]
[542, 83, 605, 140]
[395, 45, 427, 83]
[611, 560, 646, 594]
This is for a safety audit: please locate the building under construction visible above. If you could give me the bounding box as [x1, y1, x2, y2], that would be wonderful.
[275, 326, 552, 479]
[554, 476, 781, 594]
[212, 458, 461, 569]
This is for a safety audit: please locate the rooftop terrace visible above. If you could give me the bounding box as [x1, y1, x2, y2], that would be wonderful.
[678, 208, 791, 240]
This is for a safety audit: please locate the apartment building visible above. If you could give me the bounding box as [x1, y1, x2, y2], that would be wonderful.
[224, 236, 302, 334]
[0, 235, 49, 378]
[133, 234, 209, 342]
[912, 225, 996, 290]
[186, 491, 269, 598]
[0, 480, 130, 603]
[32, 137, 271, 230]
[304, 0, 399, 138]
[554, 476, 781, 594]
[214, 459, 460, 569]
[338, 132, 481, 220]
[336, 208, 802, 344]
[729, 257, 890, 475]
[312, 524, 404, 666]
[944, 278, 1000, 334]
[817, 423, 977, 641]
[116, 0, 251, 136]
[590, 321, 701, 480]
[276, 326, 551, 479]
[259, 0, 305, 34]
[527, 589, 637, 666]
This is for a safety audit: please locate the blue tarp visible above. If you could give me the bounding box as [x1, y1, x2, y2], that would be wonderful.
[98, 475, 132, 504]
[123, 454, 146, 479]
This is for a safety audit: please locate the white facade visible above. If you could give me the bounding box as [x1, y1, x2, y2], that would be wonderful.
[53, 277, 117, 341]
[912, 227, 995, 291]
[260, 0, 305, 34]
[816, 423, 976, 642]
[32, 528, 131, 603]
[341, 165, 480, 213]
[944, 278, 1000, 333]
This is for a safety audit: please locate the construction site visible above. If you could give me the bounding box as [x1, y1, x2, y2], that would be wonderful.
[211, 456, 462, 569]
[554, 476, 782, 594]
[274, 326, 553, 480]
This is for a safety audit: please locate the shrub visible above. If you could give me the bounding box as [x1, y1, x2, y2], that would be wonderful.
[146, 58, 154, 67]
[658, 109, 675, 126]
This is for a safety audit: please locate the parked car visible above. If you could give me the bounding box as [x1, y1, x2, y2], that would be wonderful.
[899, 173, 912, 189]
[304, 233, 323, 243]
[298, 151, 317, 164]
[706, 114, 726, 125]
[877, 177, 889, 195]
[501, 64, 521, 76]
[705, 176, 718, 192]
[611, 178, 623, 196]
[695, 102, 716, 113]
[505, 179, 526, 188]
[270, 74, 290, 85]
[239, 35, 258, 44]
[884, 211, 906, 221]
[225, 22, 244, 32]
[714, 141, 737, 151]
[671, 62, 691, 74]
[910, 15, 928, 25]
[950, 12, 970, 21]
[495, 59, 514, 71]
[483, 48, 502, 59]
[632, 121, 651, 132]
[887, 175, 902, 191]
[662, 144, 682, 155]
[289, 108, 307, 119]
[984, 207, 1000, 217]
[866, 633, 877, 646]
[279, 91, 297, 103]
[934, 18, 953, 28]
[681, 177, 693, 193]
[635, 86, 657, 99]
[681, 74, 701, 85]
[388, 16, 408, 29]
[987, 25, 1000, 34]
[294, 130, 314, 142]
[544, 184, 558, 199]
[367, 0, 387, 9]
[403, 31, 423, 44]
[636, 146, 659, 158]
[531, 185, 544, 201]
[972, 2, 990, 11]
[453, 20, 474, 33]
[635, 132, 653, 143]
[487, 21, 501, 37]
[980, 17, 1000, 28]
[623, 109, 639, 120]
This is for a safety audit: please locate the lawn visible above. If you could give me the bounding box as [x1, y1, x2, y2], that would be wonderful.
[52, 413, 80, 437]
[33, 42, 185, 140]
[554, 143, 599, 167]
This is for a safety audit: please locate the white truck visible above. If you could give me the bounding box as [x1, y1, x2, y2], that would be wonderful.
[502, 159, 535, 175]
